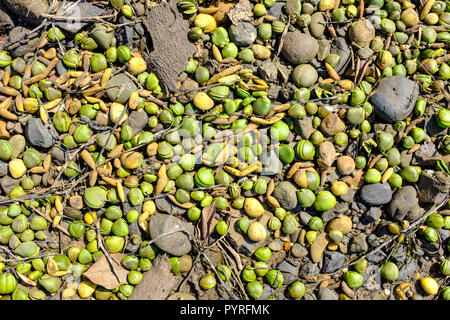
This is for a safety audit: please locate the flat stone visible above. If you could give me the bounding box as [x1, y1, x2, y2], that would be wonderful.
[295, 116, 315, 140]
[0, 162, 8, 177]
[268, 240, 282, 252]
[299, 262, 320, 278]
[417, 170, 450, 204]
[361, 207, 382, 224]
[0, 175, 20, 195]
[349, 234, 368, 254]
[229, 22, 257, 47]
[272, 181, 298, 210]
[258, 60, 278, 83]
[155, 197, 186, 216]
[258, 284, 273, 301]
[388, 186, 423, 222]
[321, 251, 346, 273]
[370, 76, 419, 123]
[24, 118, 54, 149]
[359, 183, 392, 206]
[106, 73, 138, 104]
[318, 287, 339, 300]
[291, 243, 308, 258]
[124, 110, 149, 136]
[53, 2, 105, 33]
[330, 37, 351, 74]
[3, 0, 49, 26]
[148, 214, 194, 256]
[339, 188, 356, 203]
[366, 250, 386, 264]
[278, 259, 300, 285]
[398, 261, 418, 280]
[259, 148, 283, 176]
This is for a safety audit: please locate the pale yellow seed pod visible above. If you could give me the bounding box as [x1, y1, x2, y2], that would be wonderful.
[117, 181, 125, 203]
[142, 200, 156, 215]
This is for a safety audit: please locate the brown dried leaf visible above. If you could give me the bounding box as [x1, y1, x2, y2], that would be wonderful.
[129, 255, 177, 300]
[201, 200, 216, 240]
[83, 253, 128, 290]
[14, 271, 37, 286]
[227, 0, 253, 24]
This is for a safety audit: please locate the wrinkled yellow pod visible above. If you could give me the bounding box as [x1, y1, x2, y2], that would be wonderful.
[194, 14, 217, 33]
[193, 92, 214, 110]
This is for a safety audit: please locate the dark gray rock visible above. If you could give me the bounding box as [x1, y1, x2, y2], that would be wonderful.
[3, 0, 49, 26]
[370, 76, 419, 123]
[124, 110, 149, 136]
[229, 22, 257, 47]
[412, 143, 441, 165]
[400, 150, 413, 168]
[439, 229, 450, 244]
[349, 234, 368, 254]
[53, 2, 105, 33]
[0, 7, 14, 31]
[50, 146, 66, 163]
[259, 149, 283, 176]
[269, 2, 284, 18]
[258, 61, 278, 83]
[148, 214, 194, 256]
[366, 250, 386, 264]
[318, 287, 339, 300]
[9, 27, 40, 58]
[359, 183, 392, 206]
[257, 284, 273, 300]
[56, 61, 68, 77]
[291, 243, 308, 258]
[0, 162, 8, 177]
[0, 176, 20, 195]
[361, 207, 382, 224]
[106, 73, 138, 104]
[330, 37, 351, 74]
[272, 181, 298, 210]
[340, 188, 356, 203]
[388, 186, 423, 222]
[416, 170, 450, 204]
[155, 197, 186, 216]
[278, 259, 300, 285]
[116, 16, 134, 47]
[321, 251, 346, 273]
[367, 234, 381, 247]
[25, 118, 54, 149]
[295, 116, 314, 140]
[392, 245, 407, 263]
[398, 260, 418, 280]
[299, 262, 320, 277]
[90, 25, 115, 50]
